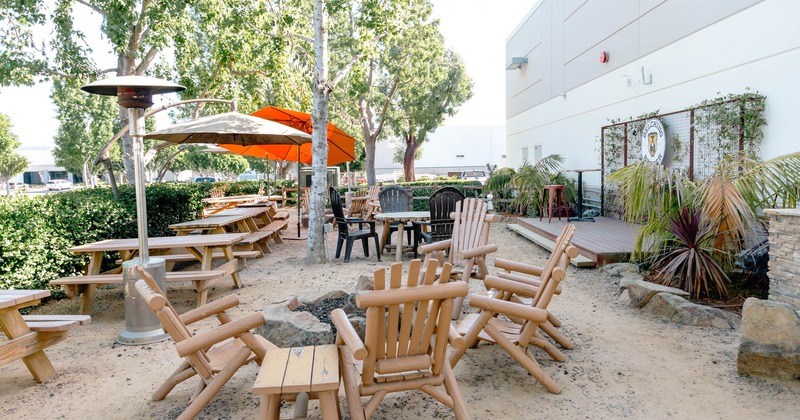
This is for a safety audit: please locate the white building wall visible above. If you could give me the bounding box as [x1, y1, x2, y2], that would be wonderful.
[507, 0, 800, 187]
[374, 125, 506, 178]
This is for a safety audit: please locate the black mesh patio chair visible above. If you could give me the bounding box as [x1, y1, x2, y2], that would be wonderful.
[378, 185, 413, 250]
[413, 186, 465, 257]
[330, 187, 381, 263]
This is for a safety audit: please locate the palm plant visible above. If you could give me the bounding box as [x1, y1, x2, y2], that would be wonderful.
[608, 151, 800, 298]
[655, 207, 729, 299]
[485, 167, 516, 212]
[509, 154, 571, 215]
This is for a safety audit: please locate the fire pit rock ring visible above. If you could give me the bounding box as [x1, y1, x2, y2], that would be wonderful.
[257, 283, 370, 348]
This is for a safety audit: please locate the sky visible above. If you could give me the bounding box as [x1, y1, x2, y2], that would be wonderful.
[0, 1, 537, 148]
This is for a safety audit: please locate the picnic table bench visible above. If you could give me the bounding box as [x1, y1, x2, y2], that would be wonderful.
[0, 289, 91, 383]
[169, 207, 289, 255]
[53, 233, 249, 314]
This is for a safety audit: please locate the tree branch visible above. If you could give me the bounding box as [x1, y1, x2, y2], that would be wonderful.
[134, 45, 159, 74]
[375, 77, 399, 137]
[75, 0, 106, 17]
[127, 0, 150, 62]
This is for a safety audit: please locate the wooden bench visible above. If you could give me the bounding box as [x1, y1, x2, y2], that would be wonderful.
[115, 250, 261, 265]
[51, 259, 245, 311]
[238, 220, 288, 254]
[22, 315, 92, 331]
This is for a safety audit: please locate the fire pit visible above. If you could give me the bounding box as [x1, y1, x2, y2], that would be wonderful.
[257, 288, 367, 348]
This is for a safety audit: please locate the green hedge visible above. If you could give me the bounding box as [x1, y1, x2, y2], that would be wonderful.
[0, 180, 269, 291]
[337, 180, 482, 211]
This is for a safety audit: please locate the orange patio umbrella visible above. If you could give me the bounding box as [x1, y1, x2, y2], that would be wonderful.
[249, 105, 356, 165]
[218, 106, 356, 238]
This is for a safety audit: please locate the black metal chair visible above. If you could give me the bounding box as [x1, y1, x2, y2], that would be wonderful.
[413, 186, 465, 257]
[329, 187, 381, 263]
[378, 185, 413, 251]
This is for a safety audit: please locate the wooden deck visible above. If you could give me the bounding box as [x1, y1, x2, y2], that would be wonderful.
[514, 216, 640, 267]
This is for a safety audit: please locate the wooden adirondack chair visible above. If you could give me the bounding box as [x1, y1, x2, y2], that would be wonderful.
[347, 190, 368, 218]
[448, 224, 579, 394]
[331, 260, 470, 419]
[416, 198, 499, 319]
[363, 185, 382, 220]
[133, 267, 275, 420]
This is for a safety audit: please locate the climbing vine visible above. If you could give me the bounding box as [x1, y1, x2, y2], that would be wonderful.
[693, 90, 766, 161]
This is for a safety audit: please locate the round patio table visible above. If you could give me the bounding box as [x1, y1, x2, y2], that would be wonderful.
[374, 211, 430, 261]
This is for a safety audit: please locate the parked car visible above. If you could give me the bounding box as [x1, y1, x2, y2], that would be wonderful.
[194, 177, 218, 183]
[7, 182, 28, 191]
[46, 179, 72, 191]
[460, 170, 488, 183]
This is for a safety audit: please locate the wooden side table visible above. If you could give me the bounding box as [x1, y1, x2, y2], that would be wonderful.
[254, 345, 341, 420]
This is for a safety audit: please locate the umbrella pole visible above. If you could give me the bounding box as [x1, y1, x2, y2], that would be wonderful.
[297, 147, 301, 238]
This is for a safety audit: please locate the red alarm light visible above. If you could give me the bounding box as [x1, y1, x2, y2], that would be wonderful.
[600, 51, 609, 63]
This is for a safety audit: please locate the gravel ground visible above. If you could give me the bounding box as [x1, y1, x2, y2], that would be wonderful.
[1, 219, 799, 419]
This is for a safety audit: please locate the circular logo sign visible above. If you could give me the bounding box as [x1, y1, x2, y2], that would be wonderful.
[641, 119, 666, 163]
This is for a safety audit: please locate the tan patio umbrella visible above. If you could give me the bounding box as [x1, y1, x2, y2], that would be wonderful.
[144, 112, 312, 236]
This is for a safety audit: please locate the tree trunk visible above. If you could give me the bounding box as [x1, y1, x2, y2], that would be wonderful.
[403, 134, 418, 182]
[307, 0, 331, 264]
[364, 135, 376, 185]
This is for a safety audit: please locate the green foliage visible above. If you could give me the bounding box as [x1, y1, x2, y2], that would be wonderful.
[0, 195, 83, 292]
[653, 208, 729, 299]
[0, 113, 29, 193]
[0, 181, 280, 291]
[694, 91, 767, 160]
[608, 152, 800, 298]
[509, 155, 573, 215]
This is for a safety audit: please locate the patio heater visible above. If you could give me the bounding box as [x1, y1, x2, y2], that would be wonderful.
[81, 76, 185, 345]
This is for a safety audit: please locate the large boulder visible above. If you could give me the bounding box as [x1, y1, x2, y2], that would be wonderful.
[258, 298, 334, 347]
[737, 298, 800, 380]
[642, 292, 740, 329]
[626, 280, 690, 308]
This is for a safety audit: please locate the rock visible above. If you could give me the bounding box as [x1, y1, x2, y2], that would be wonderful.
[600, 263, 640, 276]
[617, 289, 632, 306]
[355, 274, 374, 293]
[348, 315, 367, 341]
[618, 273, 644, 294]
[627, 280, 690, 308]
[299, 289, 349, 305]
[258, 302, 334, 347]
[737, 298, 800, 380]
[642, 292, 740, 329]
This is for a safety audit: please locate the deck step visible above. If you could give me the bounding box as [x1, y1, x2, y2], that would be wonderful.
[507, 224, 595, 268]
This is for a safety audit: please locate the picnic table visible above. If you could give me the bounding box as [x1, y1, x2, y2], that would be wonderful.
[0, 289, 91, 383]
[53, 233, 248, 314]
[169, 207, 288, 255]
[375, 211, 431, 261]
[202, 195, 277, 216]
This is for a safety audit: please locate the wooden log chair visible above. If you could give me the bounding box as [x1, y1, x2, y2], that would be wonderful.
[416, 198, 499, 319]
[331, 260, 471, 419]
[412, 186, 465, 257]
[133, 266, 276, 420]
[347, 189, 369, 218]
[378, 185, 414, 250]
[492, 226, 578, 351]
[448, 224, 579, 395]
[362, 185, 382, 220]
[330, 187, 381, 263]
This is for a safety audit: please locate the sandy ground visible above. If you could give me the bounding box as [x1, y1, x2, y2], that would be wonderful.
[2, 218, 799, 420]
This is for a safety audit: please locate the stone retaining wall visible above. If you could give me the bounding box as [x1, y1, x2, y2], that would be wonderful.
[764, 208, 800, 310]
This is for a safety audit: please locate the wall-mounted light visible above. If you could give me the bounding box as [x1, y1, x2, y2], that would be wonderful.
[506, 57, 527, 70]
